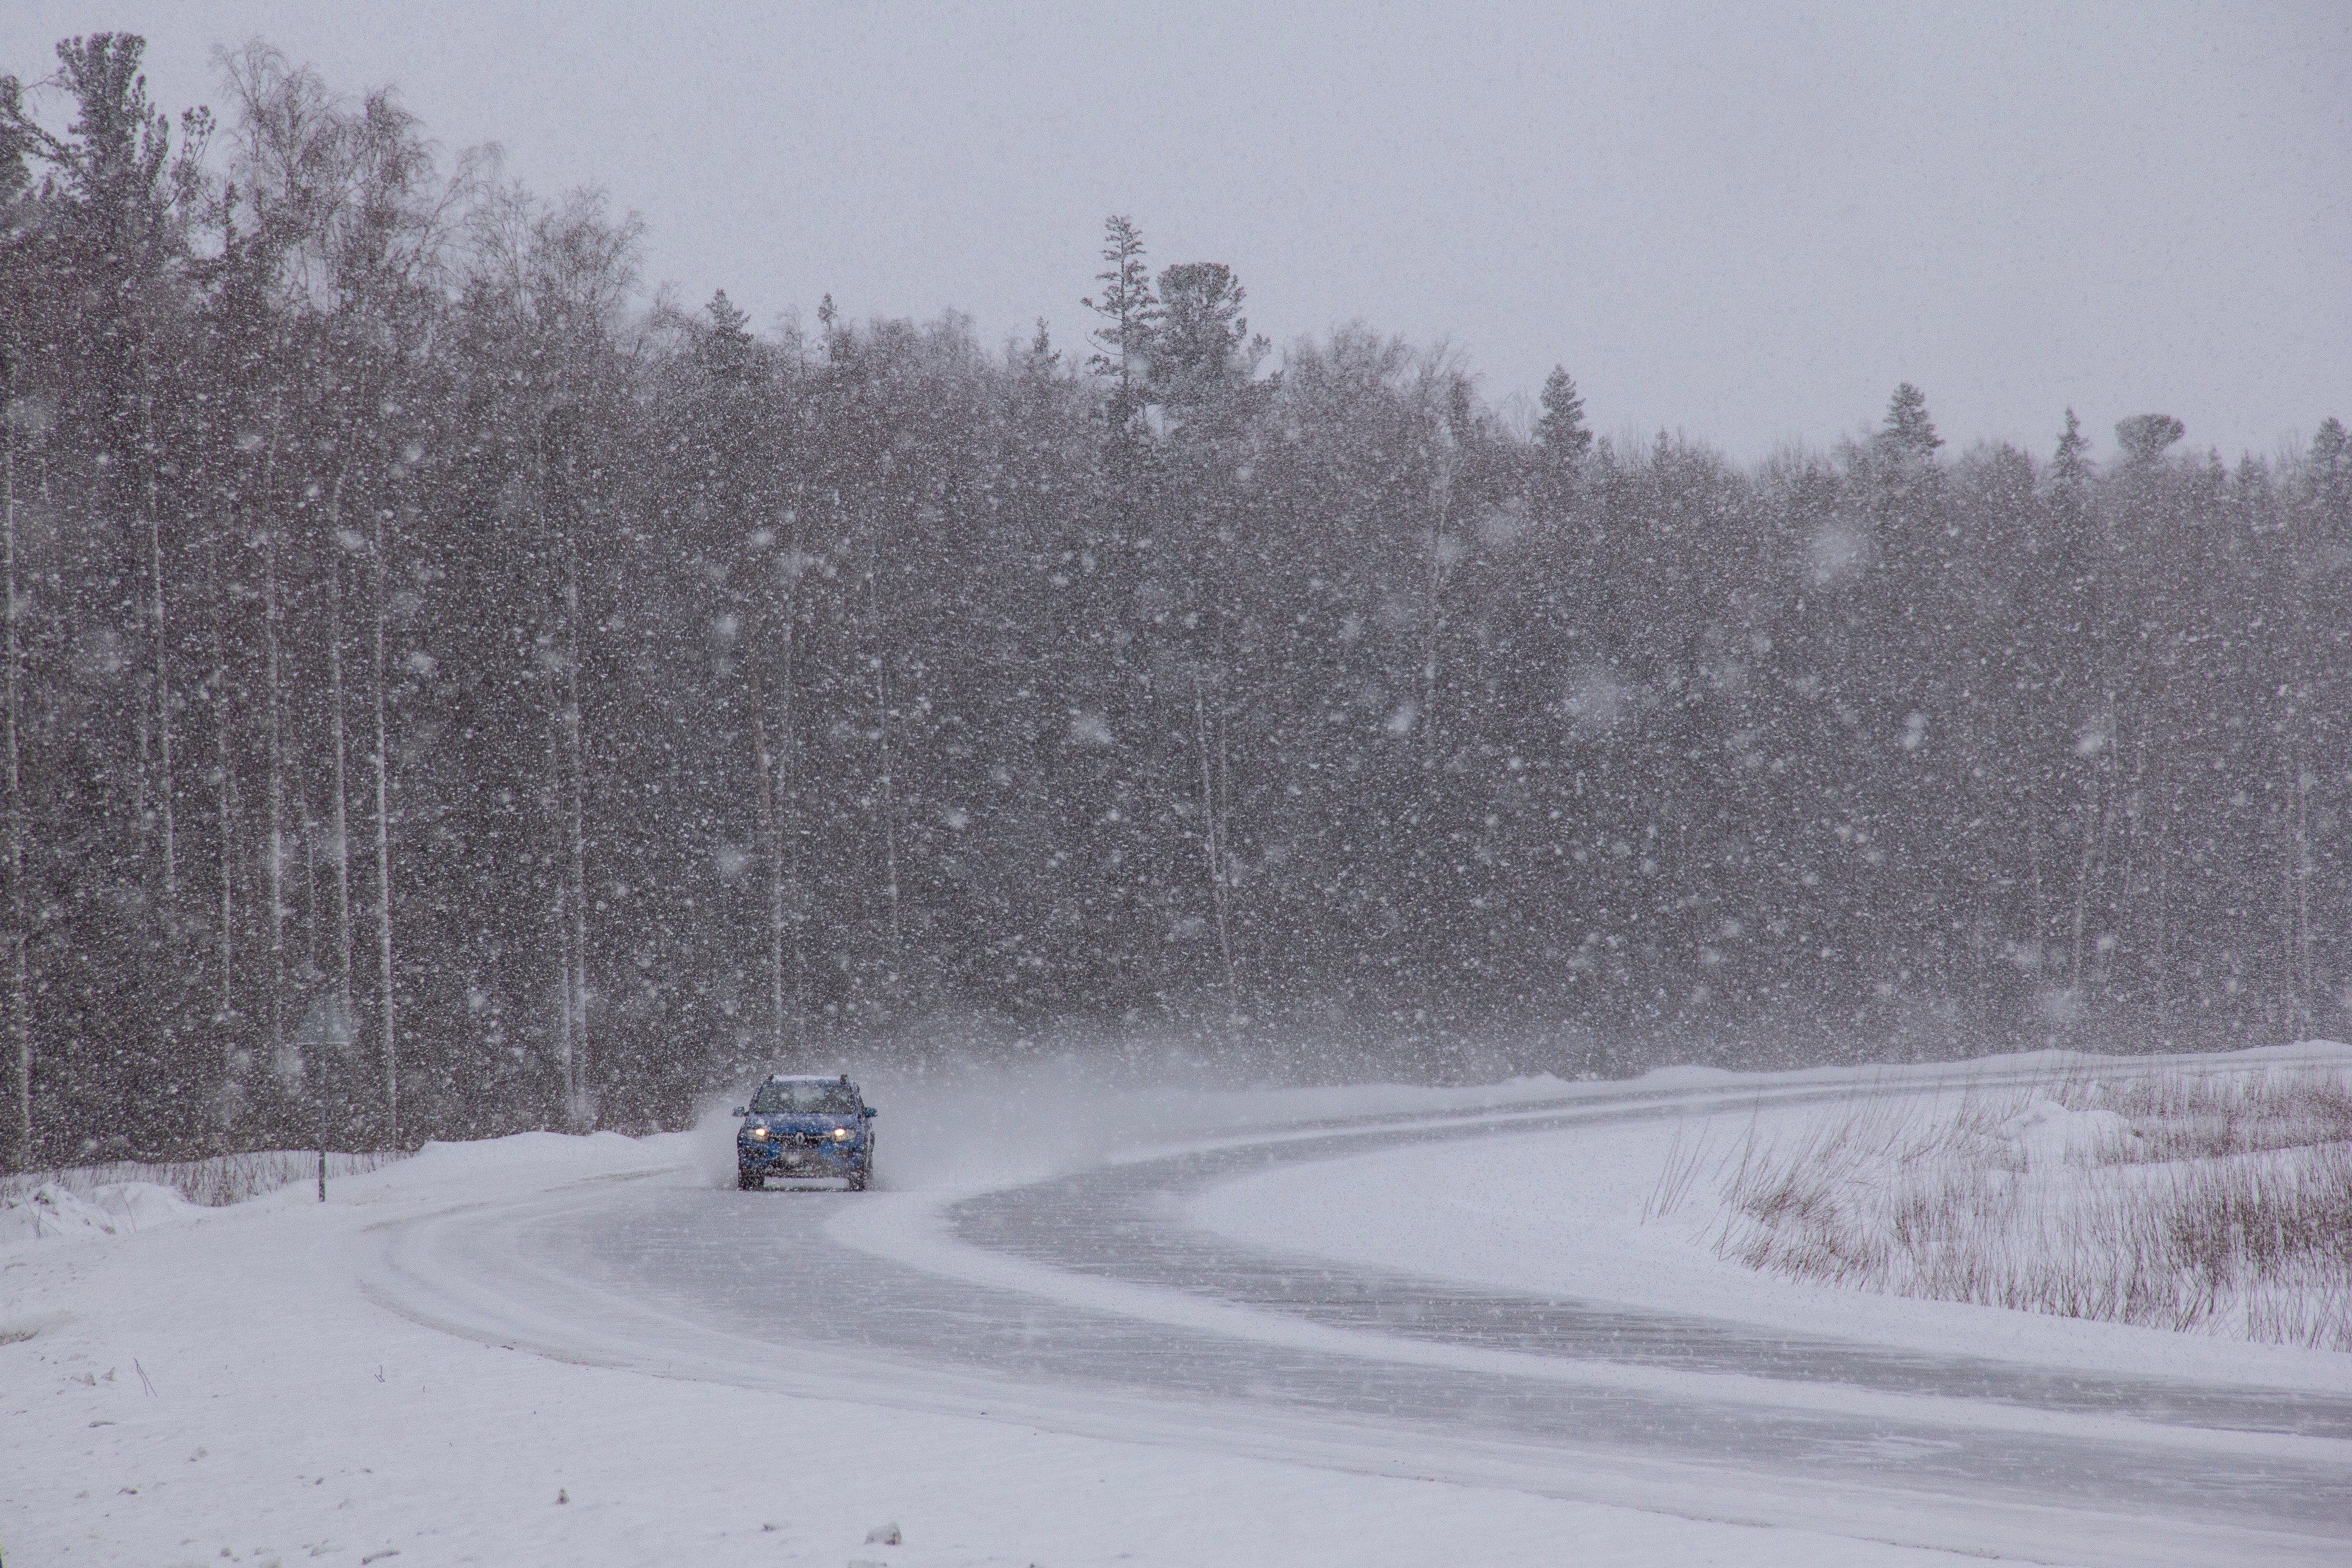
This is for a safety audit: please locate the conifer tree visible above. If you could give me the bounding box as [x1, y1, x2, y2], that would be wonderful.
[2050, 408, 2091, 514]
[2311, 417, 2351, 533]
[1535, 366, 1592, 461]
[1081, 215, 1156, 418]
[1878, 381, 1942, 458]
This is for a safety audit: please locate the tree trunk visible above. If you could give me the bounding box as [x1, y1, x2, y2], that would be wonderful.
[1419, 456, 1454, 760]
[750, 617, 785, 1055]
[550, 864, 572, 1107]
[2108, 717, 2147, 1008]
[2285, 747, 2311, 1036]
[261, 455, 289, 1083]
[783, 508, 808, 1047]
[2025, 772, 2045, 957]
[299, 760, 320, 986]
[326, 480, 355, 1021]
[535, 415, 588, 1125]
[1193, 672, 1239, 1004]
[2067, 768, 2101, 997]
[2150, 831, 2172, 1037]
[868, 540, 901, 972]
[370, 495, 399, 1144]
[207, 503, 235, 1145]
[877, 650, 901, 966]
[140, 377, 176, 903]
[563, 500, 590, 1127]
[538, 628, 571, 1115]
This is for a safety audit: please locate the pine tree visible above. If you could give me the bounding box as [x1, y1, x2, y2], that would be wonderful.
[1878, 382, 1942, 458]
[2050, 408, 2091, 511]
[697, 288, 758, 388]
[1535, 366, 1592, 462]
[2312, 417, 2351, 534]
[1080, 215, 1156, 416]
[2053, 407, 2089, 471]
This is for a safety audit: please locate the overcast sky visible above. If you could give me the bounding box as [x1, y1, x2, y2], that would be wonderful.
[8, 1, 2347, 461]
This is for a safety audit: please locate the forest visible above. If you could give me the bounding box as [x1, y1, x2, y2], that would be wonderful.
[2, 34, 2347, 1166]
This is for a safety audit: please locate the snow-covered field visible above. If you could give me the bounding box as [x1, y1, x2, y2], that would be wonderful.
[1707, 1054, 2352, 1347]
[4, 1049, 2347, 1567]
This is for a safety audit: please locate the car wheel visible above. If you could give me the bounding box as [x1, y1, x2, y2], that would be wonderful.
[846, 1166, 869, 1193]
[737, 1166, 763, 1191]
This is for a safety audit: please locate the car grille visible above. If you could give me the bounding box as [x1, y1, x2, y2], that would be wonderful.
[748, 1124, 851, 1153]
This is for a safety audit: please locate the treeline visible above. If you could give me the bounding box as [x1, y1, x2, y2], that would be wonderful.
[3, 36, 2347, 1165]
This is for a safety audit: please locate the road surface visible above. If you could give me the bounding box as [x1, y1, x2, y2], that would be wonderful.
[366, 1074, 2352, 1568]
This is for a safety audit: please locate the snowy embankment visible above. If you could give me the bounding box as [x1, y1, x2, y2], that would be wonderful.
[0, 1179, 204, 1246]
[0, 1068, 1974, 1568]
[0, 1150, 409, 1244]
[1187, 1042, 2352, 1390]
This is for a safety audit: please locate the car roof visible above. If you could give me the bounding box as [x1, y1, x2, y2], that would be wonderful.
[764, 1073, 854, 1084]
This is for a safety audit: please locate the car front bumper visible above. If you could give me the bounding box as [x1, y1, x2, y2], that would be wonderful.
[738, 1139, 865, 1176]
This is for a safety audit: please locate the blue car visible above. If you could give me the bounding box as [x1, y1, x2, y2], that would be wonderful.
[735, 1073, 878, 1191]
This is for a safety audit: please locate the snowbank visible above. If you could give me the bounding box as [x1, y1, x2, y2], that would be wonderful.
[0, 1180, 199, 1247]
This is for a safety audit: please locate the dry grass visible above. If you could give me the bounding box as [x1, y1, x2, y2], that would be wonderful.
[0, 1148, 408, 1209]
[1678, 1063, 2352, 1350]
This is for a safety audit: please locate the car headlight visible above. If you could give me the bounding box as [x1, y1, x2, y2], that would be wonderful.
[746, 1127, 769, 1141]
[830, 1127, 851, 1141]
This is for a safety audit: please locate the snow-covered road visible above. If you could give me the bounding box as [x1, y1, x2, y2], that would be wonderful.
[356, 1061, 2352, 1568]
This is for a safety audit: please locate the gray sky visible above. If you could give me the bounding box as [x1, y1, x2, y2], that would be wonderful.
[9, 1, 2348, 461]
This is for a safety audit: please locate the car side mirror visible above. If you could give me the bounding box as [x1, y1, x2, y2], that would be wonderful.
[862, 1107, 878, 1118]
[732, 1107, 747, 1117]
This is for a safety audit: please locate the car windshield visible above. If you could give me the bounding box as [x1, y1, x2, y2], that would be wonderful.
[749, 1081, 858, 1115]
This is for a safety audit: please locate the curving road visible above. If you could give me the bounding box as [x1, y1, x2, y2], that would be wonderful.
[366, 1074, 2352, 1568]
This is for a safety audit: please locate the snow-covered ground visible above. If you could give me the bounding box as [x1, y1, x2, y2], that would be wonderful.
[4, 1050, 2346, 1567]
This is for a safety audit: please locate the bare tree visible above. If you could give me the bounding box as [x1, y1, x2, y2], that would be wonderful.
[223, 44, 480, 1142]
